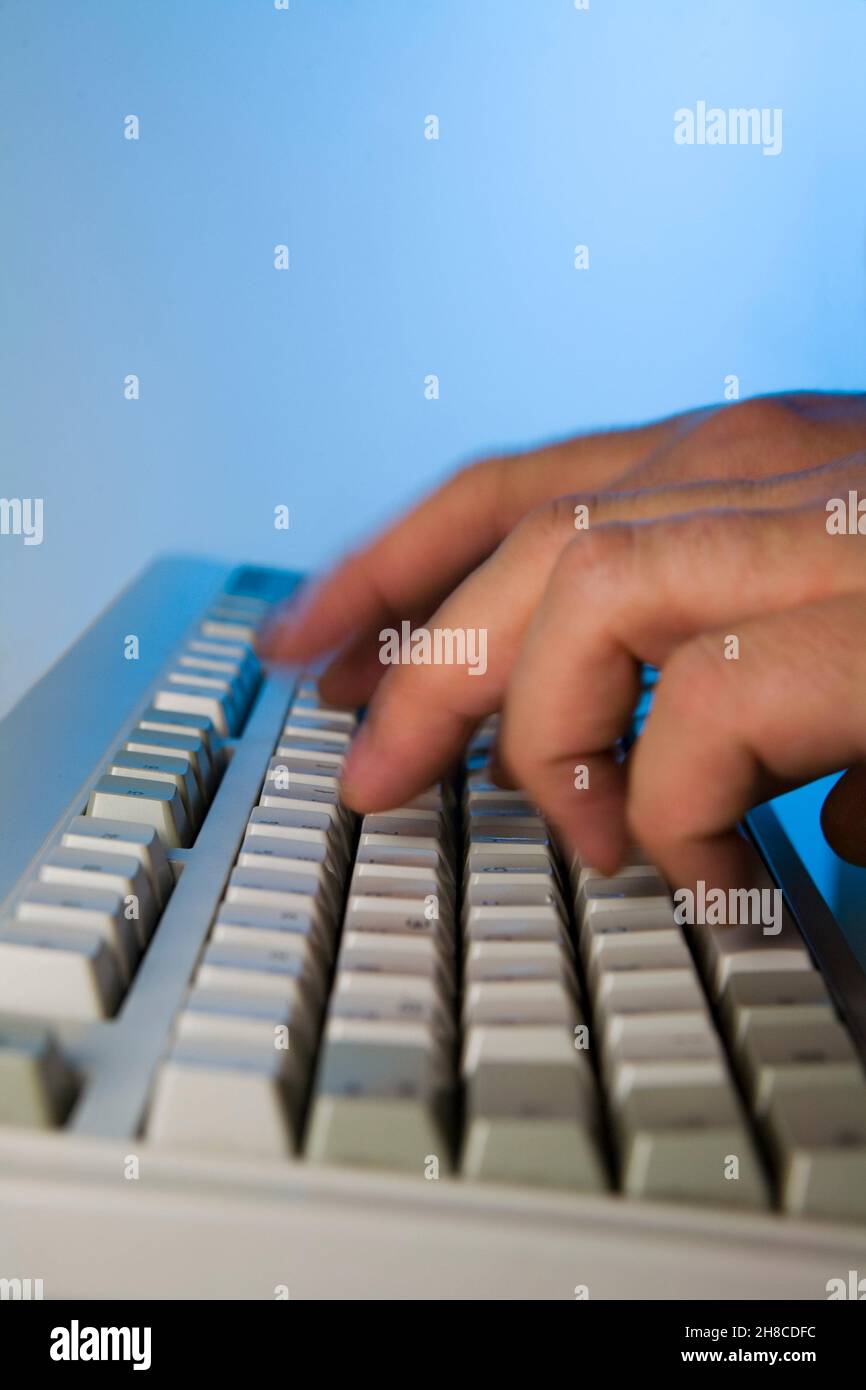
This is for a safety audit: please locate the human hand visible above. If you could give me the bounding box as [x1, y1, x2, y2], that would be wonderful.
[259, 393, 866, 882]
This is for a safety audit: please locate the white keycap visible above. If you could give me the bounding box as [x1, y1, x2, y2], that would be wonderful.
[39, 848, 157, 946]
[281, 723, 352, 749]
[579, 884, 675, 936]
[315, 1018, 448, 1100]
[464, 903, 563, 943]
[201, 616, 258, 643]
[464, 871, 560, 910]
[329, 972, 445, 1027]
[124, 728, 214, 798]
[583, 928, 691, 986]
[16, 883, 139, 980]
[174, 1008, 305, 1076]
[0, 925, 123, 1020]
[109, 750, 202, 829]
[148, 1058, 295, 1157]
[464, 940, 573, 983]
[287, 704, 356, 730]
[733, 1004, 858, 1107]
[462, 1025, 595, 1121]
[719, 967, 830, 1036]
[462, 1116, 606, 1191]
[593, 967, 705, 1021]
[337, 931, 446, 981]
[254, 795, 346, 832]
[692, 918, 812, 999]
[766, 1082, 866, 1219]
[343, 895, 447, 937]
[350, 862, 443, 900]
[154, 683, 235, 738]
[467, 844, 553, 873]
[63, 815, 173, 908]
[463, 980, 576, 1028]
[246, 807, 348, 854]
[209, 924, 324, 999]
[226, 874, 338, 924]
[241, 829, 331, 867]
[356, 832, 445, 873]
[87, 774, 191, 849]
[215, 901, 332, 956]
[575, 864, 666, 902]
[0, 1017, 77, 1127]
[305, 1096, 447, 1172]
[362, 809, 442, 839]
[230, 858, 340, 908]
[602, 1011, 722, 1070]
[138, 704, 218, 756]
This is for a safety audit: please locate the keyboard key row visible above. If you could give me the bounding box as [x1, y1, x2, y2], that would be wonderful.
[0, 592, 265, 1022]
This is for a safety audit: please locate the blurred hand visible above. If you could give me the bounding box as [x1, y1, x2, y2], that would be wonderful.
[259, 393, 866, 882]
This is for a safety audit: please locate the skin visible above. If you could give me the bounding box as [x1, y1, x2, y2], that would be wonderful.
[258, 393, 866, 886]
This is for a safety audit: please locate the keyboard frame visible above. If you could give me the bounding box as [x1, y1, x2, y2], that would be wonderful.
[1, 554, 865, 1299]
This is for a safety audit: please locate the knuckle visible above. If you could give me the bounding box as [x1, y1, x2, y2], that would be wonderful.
[699, 395, 798, 449]
[553, 520, 637, 592]
[655, 634, 730, 723]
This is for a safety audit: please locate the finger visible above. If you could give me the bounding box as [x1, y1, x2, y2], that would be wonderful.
[629, 594, 866, 887]
[821, 764, 866, 867]
[499, 506, 866, 874]
[317, 606, 433, 708]
[584, 450, 866, 527]
[339, 495, 584, 810]
[618, 394, 866, 490]
[258, 415, 687, 664]
[318, 450, 866, 708]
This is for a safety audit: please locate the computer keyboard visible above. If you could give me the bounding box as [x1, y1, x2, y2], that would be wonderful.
[1, 556, 865, 1300]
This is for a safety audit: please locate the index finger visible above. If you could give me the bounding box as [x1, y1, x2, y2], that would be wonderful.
[258, 418, 682, 665]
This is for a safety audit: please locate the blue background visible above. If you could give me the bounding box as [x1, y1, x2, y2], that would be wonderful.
[2, 0, 865, 913]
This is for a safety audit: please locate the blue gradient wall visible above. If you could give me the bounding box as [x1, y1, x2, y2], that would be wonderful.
[2, 0, 865, 744]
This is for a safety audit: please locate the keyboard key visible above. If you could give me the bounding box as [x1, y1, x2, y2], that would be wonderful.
[766, 1083, 866, 1219]
[602, 1011, 722, 1070]
[462, 1025, 594, 1121]
[154, 683, 236, 738]
[463, 980, 577, 1027]
[87, 774, 191, 849]
[464, 870, 561, 910]
[719, 967, 831, 1036]
[464, 903, 563, 943]
[148, 1056, 297, 1157]
[62, 816, 173, 908]
[108, 750, 202, 830]
[337, 931, 448, 982]
[329, 973, 447, 1027]
[314, 1018, 449, 1101]
[692, 918, 812, 999]
[138, 704, 218, 758]
[124, 728, 214, 799]
[464, 940, 573, 984]
[583, 929, 691, 987]
[733, 1004, 859, 1110]
[15, 883, 139, 981]
[0, 925, 123, 1020]
[305, 1095, 449, 1172]
[612, 1062, 768, 1208]
[593, 968, 705, 1022]
[462, 1116, 606, 1191]
[39, 847, 158, 945]
[0, 1017, 77, 1127]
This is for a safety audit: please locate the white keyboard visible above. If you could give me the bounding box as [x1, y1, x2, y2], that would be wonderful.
[1, 556, 865, 1300]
